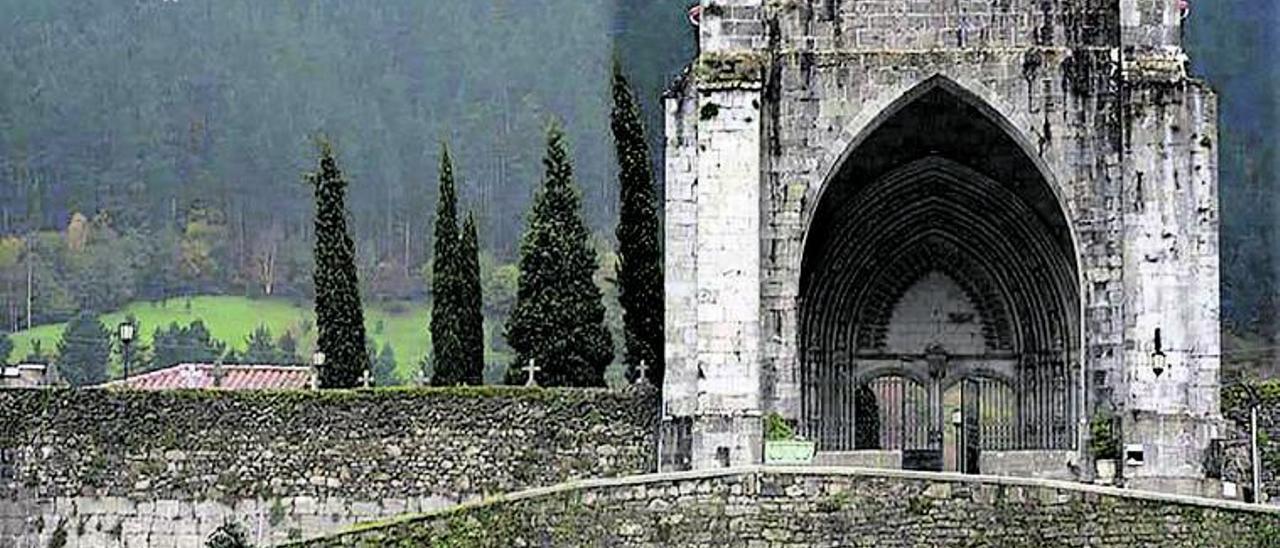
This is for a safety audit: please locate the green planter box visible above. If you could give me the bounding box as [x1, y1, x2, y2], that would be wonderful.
[764, 440, 816, 465]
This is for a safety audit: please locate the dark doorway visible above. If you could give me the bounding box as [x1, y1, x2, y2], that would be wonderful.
[799, 77, 1080, 460]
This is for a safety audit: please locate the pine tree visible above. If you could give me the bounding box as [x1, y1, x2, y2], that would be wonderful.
[610, 62, 664, 385]
[505, 125, 614, 387]
[429, 145, 466, 386]
[242, 325, 283, 364]
[277, 331, 300, 365]
[151, 323, 182, 369]
[56, 312, 111, 387]
[152, 320, 226, 370]
[309, 140, 371, 388]
[457, 213, 485, 385]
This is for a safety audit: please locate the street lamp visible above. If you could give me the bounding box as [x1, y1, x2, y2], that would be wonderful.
[1151, 350, 1167, 378]
[1151, 328, 1167, 378]
[1244, 383, 1263, 503]
[118, 322, 136, 380]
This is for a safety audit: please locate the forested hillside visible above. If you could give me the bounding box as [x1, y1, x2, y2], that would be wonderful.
[0, 0, 1274, 372]
[1186, 3, 1280, 345]
[0, 0, 628, 330]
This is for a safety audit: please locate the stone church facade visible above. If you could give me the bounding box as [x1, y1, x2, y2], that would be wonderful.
[662, 0, 1222, 495]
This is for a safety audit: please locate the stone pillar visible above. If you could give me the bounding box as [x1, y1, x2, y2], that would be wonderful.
[1119, 58, 1222, 494]
[663, 80, 701, 426]
[660, 0, 767, 470]
[690, 81, 764, 468]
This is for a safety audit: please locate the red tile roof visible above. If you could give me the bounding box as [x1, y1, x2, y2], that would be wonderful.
[105, 363, 315, 391]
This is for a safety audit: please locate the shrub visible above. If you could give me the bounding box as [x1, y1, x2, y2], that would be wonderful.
[764, 412, 795, 442]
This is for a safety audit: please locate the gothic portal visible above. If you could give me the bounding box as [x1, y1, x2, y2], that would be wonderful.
[662, 0, 1223, 495]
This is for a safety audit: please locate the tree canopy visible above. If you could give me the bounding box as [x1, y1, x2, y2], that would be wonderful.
[310, 142, 370, 388]
[610, 63, 664, 385]
[506, 126, 613, 387]
[56, 312, 110, 387]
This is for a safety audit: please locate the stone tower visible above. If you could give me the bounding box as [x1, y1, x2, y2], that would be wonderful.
[662, 0, 1221, 495]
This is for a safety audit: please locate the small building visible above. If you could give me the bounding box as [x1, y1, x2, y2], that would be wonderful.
[0, 363, 56, 389]
[103, 363, 316, 391]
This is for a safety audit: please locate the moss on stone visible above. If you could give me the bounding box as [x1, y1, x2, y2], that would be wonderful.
[0, 386, 658, 503]
[287, 471, 1280, 546]
[694, 52, 767, 86]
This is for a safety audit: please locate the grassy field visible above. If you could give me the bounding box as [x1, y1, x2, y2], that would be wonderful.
[5, 296, 512, 383]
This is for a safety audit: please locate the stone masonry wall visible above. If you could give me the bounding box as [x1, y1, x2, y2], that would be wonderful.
[295, 468, 1280, 547]
[665, 0, 1221, 491]
[0, 387, 658, 547]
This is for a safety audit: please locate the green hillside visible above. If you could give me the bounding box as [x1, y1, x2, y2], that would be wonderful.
[5, 296, 512, 384]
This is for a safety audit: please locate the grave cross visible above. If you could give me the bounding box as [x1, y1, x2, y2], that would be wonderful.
[635, 360, 650, 386]
[361, 368, 373, 388]
[523, 359, 541, 388]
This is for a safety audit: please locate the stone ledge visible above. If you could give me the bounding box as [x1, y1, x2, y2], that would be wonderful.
[301, 465, 1280, 540]
[289, 466, 1280, 546]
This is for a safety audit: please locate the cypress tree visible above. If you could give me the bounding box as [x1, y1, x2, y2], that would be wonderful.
[457, 213, 485, 385]
[610, 62, 664, 385]
[309, 140, 370, 388]
[505, 125, 613, 387]
[56, 312, 110, 387]
[429, 145, 466, 386]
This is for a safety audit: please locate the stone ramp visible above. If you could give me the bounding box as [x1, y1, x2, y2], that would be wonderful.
[286, 466, 1280, 547]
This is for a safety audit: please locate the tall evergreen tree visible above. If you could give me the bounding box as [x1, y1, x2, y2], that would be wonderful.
[505, 125, 613, 387]
[309, 140, 370, 388]
[457, 213, 485, 385]
[430, 145, 466, 386]
[610, 62, 664, 385]
[56, 312, 111, 387]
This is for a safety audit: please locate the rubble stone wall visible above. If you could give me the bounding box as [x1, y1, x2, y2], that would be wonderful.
[0, 387, 658, 547]
[295, 467, 1280, 547]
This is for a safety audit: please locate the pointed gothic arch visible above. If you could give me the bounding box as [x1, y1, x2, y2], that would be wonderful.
[798, 77, 1081, 464]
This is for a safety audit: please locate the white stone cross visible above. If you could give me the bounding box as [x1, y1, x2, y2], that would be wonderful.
[635, 360, 650, 386]
[361, 369, 373, 388]
[523, 359, 541, 388]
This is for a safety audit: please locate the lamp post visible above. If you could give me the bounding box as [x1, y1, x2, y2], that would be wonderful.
[118, 321, 136, 380]
[1151, 328, 1167, 378]
[1243, 383, 1263, 503]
